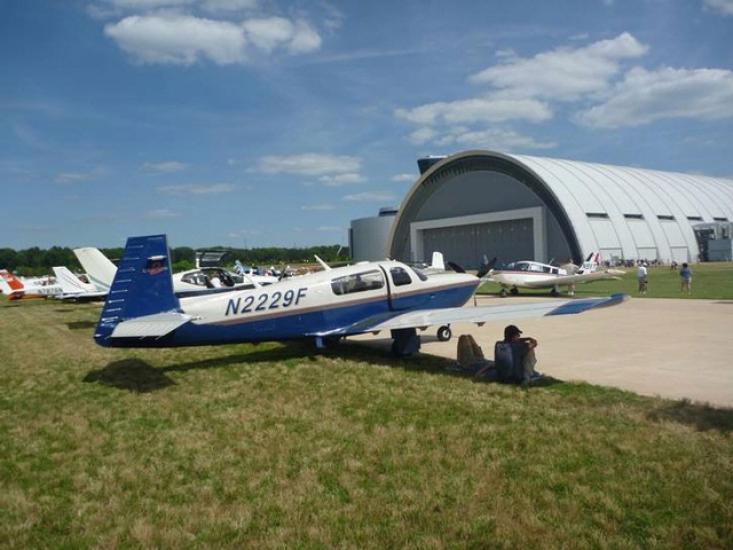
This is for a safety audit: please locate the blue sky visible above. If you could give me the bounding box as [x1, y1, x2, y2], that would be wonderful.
[2, 0, 732, 249]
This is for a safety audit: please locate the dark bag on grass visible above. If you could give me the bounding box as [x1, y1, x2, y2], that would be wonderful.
[494, 341, 525, 384]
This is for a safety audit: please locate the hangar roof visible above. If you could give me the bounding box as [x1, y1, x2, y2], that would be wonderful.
[389, 150, 733, 262]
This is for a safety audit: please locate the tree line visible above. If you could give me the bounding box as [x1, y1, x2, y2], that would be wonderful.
[0, 245, 349, 276]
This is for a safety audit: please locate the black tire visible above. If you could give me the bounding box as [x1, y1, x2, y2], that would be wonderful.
[510, 287, 519, 296]
[437, 325, 452, 341]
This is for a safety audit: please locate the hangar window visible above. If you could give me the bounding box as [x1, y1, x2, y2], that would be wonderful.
[714, 217, 729, 222]
[331, 270, 384, 295]
[586, 212, 609, 219]
[624, 214, 644, 220]
[687, 216, 703, 221]
[657, 215, 675, 221]
[390, 267, 413, 286]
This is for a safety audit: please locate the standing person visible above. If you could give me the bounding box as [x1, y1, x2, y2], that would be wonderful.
[680, 262, 693, 295]
[561, 258, 579, 296]
[637, 261, 648, 295]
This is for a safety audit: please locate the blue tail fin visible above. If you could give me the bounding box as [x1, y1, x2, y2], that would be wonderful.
[94, 234, 180, 346]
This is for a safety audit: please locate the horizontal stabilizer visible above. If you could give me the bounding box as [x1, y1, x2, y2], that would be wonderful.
[111, 312, 191, 338]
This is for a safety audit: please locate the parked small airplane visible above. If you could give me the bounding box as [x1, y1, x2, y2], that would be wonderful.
[74, 247, 275, 298]
[0, 270, 63, 300]
[93, 235, 626, 355]
[486, 253, 625, 296]
[51, 266, 108, 302]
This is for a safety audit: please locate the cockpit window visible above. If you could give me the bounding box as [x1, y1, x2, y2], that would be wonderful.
[411, 267, 428, 281]
[331, 270, 384, 295]
[390, 267, 412, 286]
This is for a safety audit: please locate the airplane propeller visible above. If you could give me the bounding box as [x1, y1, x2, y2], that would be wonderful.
[476, 256, 497, 278]
[446, 261, 466, 274]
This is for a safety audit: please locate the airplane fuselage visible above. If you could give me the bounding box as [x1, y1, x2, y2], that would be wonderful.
[96, 260, 479, 348]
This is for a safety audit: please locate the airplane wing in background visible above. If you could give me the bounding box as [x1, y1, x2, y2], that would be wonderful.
[522, 270, 625, 288]
[314, 293, 627, 337]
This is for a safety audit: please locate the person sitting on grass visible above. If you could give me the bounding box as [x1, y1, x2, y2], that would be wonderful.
[485, 325, 543, 385]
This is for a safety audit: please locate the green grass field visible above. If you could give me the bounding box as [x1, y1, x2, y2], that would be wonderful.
[1, 300, 732, 547]
[478, 261, 733, 300]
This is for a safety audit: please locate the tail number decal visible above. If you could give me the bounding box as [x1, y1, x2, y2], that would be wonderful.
[225, 288, 307, 316]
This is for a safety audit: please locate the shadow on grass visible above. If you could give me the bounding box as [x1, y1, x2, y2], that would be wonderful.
[84, 359, 176, 393]
[647, 400, 733, 433]
[85, 339, 564, 393]
[67, 321, 96, 330]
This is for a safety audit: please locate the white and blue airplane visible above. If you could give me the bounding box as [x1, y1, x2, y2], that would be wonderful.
[93, 235, 627, 355]
[486, 253, 625, 296]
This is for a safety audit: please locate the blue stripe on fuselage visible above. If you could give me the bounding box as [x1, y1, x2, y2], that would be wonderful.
[101, 281, 478, 348]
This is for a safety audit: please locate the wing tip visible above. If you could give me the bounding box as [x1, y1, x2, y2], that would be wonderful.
[546, 293, 628, 316]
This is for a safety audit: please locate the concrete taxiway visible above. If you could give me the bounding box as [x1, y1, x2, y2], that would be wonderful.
[351, 295, 733, 408]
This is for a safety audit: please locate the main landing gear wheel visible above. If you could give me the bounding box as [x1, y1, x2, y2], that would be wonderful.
[500, 288, 508, 297]
[510, 287, 519, 296]
[437, 325, 452, 341]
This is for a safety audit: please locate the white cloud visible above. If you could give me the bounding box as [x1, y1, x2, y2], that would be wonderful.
[469, 32, 648, 101]
[103, 12, 321, 65]
[391, 173, 415, 182]
[104, 14, 247, 65]
[430, 127, 556, 150]
[407, 127, 436, 145]
[577, 67, 733, 128]
[287, 20, 322, 53]
[343, 192, 396, 202]
[396, 97, 551, 125]
[145, 208, 180, 218]
[142, 160, 188, 173]
[318, 172, 365, 186]
[704, 0, 733, 15]
[158, 182, 235, 195]
[301, 203, 335, 211]
[242, 17, 321, 54]
[258, 153, 361, 176]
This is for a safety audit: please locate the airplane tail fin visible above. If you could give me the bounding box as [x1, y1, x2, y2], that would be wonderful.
[579, 251, 601, 274]
[74, 247, 117, 292]
[0, 270, 25, 291]
[52, 266, 93, 294]
[94, 235, 182, 347]
[430, 251, 445, 271]
[0, 272, 14, 296]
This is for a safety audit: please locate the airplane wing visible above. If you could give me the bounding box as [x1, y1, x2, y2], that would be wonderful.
[522, 269, 624, 288]
[314, 293, 627, 336]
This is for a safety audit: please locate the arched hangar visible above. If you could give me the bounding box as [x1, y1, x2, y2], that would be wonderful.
[388, 150, 733, 268]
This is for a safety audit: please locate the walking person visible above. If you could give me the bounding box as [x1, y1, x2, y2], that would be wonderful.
[680, 262, 693, 295]
[637, 261, 648, 295]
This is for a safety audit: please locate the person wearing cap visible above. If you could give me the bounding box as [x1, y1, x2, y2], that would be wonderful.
[504, 324, 541, 384]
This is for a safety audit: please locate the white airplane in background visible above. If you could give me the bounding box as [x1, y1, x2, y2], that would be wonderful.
[74, 247, 276, 298]
[0, 270, 63, 301]
[51, 266, 108, 302]
[486, 252, 625, 296]
[92, 234, 627, 356]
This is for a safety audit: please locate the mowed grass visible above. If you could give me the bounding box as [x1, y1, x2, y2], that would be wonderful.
[479, 261, 733, 300]
[1, 299, 732, 547]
